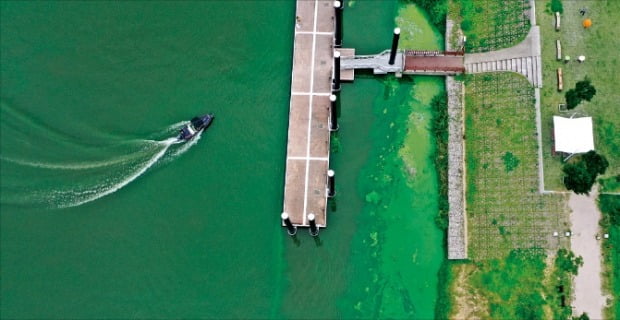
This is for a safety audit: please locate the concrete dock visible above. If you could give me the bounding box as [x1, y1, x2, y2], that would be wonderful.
[282, 0, 335, 228]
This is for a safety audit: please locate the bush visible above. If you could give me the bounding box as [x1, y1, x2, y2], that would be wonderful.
[430, 93, 449, 230]
[556, 248, 583, 275]
[573, 312, 590, 320]
[502, 151, 520, 172]
[407, 0, 447, 34]
[461, 19, 473, 32]
[599, 194, 620, 227]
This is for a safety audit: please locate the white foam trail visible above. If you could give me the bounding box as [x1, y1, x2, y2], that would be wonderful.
[160, 137, 184, 145]
[61, 144, 172, 208]
[0, 139, 170, 170]
[59, 136, 192, 208]
[2, 154, 144, 170]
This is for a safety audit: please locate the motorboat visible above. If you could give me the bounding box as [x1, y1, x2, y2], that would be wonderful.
[178, 114, 214, 141]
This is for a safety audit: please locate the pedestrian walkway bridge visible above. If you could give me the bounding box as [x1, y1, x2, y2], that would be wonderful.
[340, 49, 465, 79]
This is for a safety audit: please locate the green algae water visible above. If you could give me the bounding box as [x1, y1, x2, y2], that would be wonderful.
[281, 2, 446, 319]
[1, 1, 445, 318]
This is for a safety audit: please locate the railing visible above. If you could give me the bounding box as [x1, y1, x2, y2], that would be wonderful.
[403, 66, 466, 73]
[404, 50, 464, 57]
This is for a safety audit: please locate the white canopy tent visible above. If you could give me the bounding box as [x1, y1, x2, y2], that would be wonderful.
[553, 116, 595, 154]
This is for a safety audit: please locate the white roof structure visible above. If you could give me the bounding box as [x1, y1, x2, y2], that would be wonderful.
[553, 116, 595, 154]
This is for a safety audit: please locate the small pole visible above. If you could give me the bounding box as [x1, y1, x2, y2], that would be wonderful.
[333, 51, 341, 92]
[334, 1, 343, 48]
[308, 213, 319, 236]
[389, 27, 401, 65]
[329, 94, 339, 131]
[327, 169, 336, 197]
[281, 212, 297, 236]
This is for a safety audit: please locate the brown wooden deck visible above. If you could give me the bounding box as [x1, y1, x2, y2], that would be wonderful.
[283, 0, 335, 227]
[404, 55, 465, 73]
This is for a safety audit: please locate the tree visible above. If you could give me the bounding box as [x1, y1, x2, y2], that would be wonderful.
[562, 151, 609, 194]
[563, 162, 595, 194]
[575, 79, 596, 101]
[582, 150, 609, 176]
[565, 89, 581, 110]
[565, 78, 596, 109]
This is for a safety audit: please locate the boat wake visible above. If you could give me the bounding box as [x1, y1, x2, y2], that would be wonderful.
[0, 108, 203, 209]
[58, 137, 182, 208]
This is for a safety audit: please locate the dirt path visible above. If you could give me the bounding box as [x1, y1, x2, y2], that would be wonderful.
[569, 189, 605, 319]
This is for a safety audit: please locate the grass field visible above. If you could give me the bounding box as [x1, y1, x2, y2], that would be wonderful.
[438, 1, 590, 318]
[444, 72, 571, 319]
[599, 194, 620, 319]
[464, 72, 569, 259]
[454, 0, 531, 53]
[536, 0, 620, 190]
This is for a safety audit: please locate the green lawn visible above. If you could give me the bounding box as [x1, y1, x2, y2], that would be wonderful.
[471, 249, 548, 319]
[600, 176, 620, 193]
[536, 0, 620, 190]
[464, 72, 569, 259]
[454, 0, 531, 53]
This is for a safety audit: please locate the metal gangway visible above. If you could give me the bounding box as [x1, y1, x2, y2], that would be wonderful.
[340, 50, 404, 75]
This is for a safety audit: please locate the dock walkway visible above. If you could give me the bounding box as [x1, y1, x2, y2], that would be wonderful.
[282, 0, 335, 228]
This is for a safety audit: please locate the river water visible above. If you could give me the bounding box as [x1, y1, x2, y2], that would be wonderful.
[0, 1, 444, 318]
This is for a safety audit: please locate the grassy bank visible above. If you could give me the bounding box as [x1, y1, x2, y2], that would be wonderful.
[446, 72, 571, 318]
[402, 0, 448, 35]
[536, 0, 620, 190]
[439, 0, 578, 317]
[427, 88, 450, 319]
[599, 194, 620, 319]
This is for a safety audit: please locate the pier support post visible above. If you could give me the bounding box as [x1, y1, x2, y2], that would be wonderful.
[327, 169, 336, 197]
[334, 1, 343, 48]
[308, 213, 319, 236]
[281, 212, 297, 236]
[389, 27, 401, 65]
[329, 94, 339, 131]
[333, 51, 341, 92]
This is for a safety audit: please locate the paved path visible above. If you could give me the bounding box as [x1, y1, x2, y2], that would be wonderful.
[569, 189, 605, 319]
[464, 26, 543, 88]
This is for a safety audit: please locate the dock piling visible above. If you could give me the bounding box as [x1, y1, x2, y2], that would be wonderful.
[327, 169, 336, 197]
[281, 212, 297, 236]
[333, 51, 341, 92]
[329, 94, 339, 131]
[308, 213, 319, 236]
[334, 1, 343, 48]
[389, 27, 401, 65]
